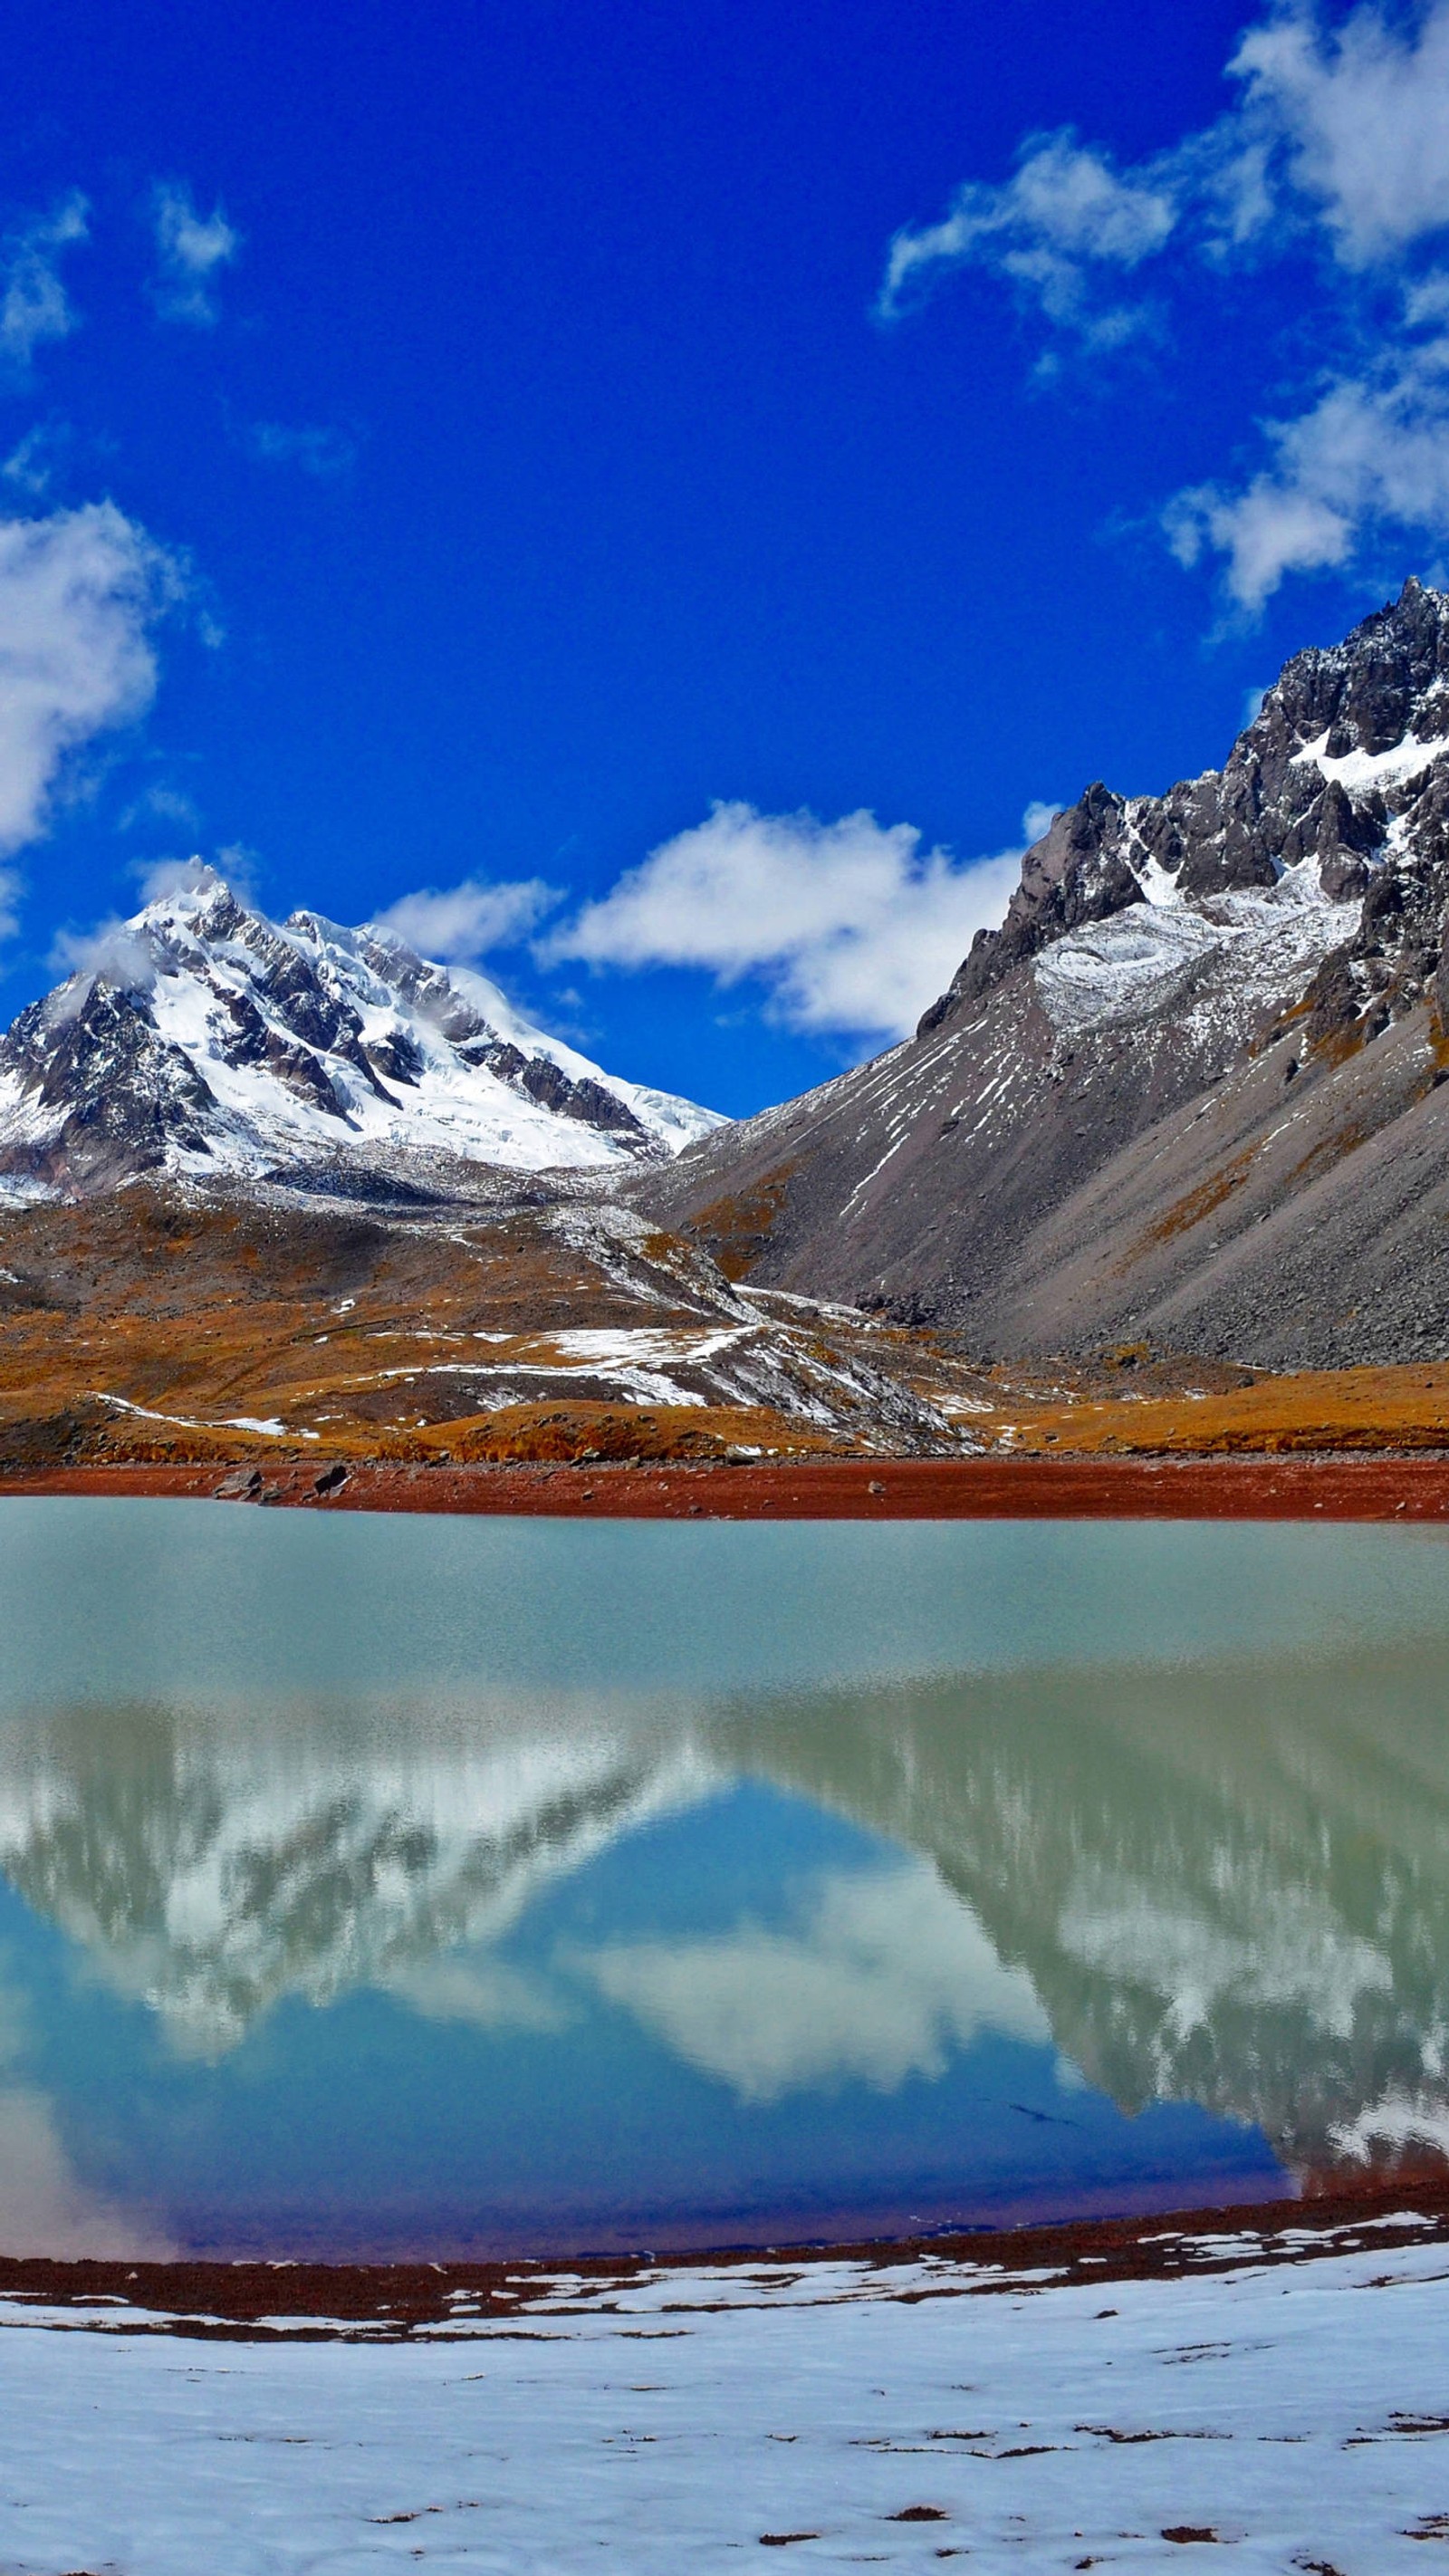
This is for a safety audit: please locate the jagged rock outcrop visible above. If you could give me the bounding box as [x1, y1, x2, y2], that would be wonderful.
[640, 580, 1449, 1366]
[0, 870, 723, 1198]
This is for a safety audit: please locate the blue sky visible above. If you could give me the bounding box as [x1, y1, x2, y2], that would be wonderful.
[2, 0, 1447, 1115]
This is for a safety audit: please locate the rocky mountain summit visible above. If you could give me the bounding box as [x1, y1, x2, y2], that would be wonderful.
[0, 868, 721, 1198]
[643, 579, 1449, 1368]
[0, 884, 973, 1468]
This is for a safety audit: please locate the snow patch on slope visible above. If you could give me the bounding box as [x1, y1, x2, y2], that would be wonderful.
[1294, 726, 1449, 792]
[1034, 879, 1358, 1040]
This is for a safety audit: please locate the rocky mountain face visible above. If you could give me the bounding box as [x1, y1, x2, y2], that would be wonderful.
[11, 585, 1449, 1376]
[0, 869, 722, 1198]
[0, 880, 980, 1464]
[641, 580, 1449, 1367]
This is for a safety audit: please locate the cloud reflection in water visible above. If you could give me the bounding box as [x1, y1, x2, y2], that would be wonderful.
[575, 1858, 1048, 2102]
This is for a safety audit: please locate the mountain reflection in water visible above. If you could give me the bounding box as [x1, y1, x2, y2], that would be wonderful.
[735, 1647, 1449, 2187]
[0, 1506, 1445, 2256]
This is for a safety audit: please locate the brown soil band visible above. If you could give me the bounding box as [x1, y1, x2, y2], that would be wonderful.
[5, 1454, 1449, 1516]
[1, 2178, 1447, 2339]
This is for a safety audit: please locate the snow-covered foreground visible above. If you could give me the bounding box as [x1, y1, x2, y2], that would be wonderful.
[5, 2229, 1449, 2570]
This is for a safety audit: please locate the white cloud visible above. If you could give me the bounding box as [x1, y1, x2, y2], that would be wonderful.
[149, 180, 241, 326]
[119, 782, 201, 833]
[2, 423, 71, 497]
[881, 2, 1449, 335]
[213, 840, 260, 894]
[133, 854, 217, 905]
[879, 132, 1177, 342]
[577, 1859, 1047, 2103]
[375, 875, 561, 963]
[48, 916, 158, 991]
[0, 505, 182, 908]
[547, 801, 1021, 1040]
[0, 195, 89, 378]
[1166, 472, 1350, 609]
[247, 421, 357, 477]
[882, 0, 1449, 606]
[0, 2084, 173, 2258]
[127, 851, 261, 908]
[1022, 798, 1064, 844]
[1166, 331, 1449, 607]
[53, 860, 247, 993]
[1232, 0, 1449, 265]
[382, 1954, 568, 2033]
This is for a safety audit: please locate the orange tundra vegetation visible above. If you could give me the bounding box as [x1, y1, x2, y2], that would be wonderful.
[4, 1187, 1449, 1475]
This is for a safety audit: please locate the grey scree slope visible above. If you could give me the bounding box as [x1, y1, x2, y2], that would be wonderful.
[637, 580, 1449, 1370]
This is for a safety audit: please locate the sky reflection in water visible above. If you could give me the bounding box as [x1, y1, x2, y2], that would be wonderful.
[0, 1500, 1445, 2257]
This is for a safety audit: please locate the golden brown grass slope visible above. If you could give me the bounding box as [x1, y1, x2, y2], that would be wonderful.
[4, 1187, 1449, 1473]
[0, 1187, 936, 1467]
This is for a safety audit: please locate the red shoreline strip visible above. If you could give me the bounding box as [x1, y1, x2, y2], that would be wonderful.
[5, 1455, 1449, 1518]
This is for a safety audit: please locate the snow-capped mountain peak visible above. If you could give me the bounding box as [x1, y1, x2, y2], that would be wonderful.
[0, 866, 724, 1197]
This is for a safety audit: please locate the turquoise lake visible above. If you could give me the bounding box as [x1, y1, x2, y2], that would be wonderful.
[0, 1498, 1445, 2258]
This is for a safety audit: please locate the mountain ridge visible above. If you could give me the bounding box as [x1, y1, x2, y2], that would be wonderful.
[0, 868, 722, 1200]
[638, 578, 1449, 1369]
[9, 584, 1449, 1413]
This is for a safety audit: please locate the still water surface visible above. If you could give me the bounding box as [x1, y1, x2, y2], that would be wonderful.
[0, 1499, 1446, 2258]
